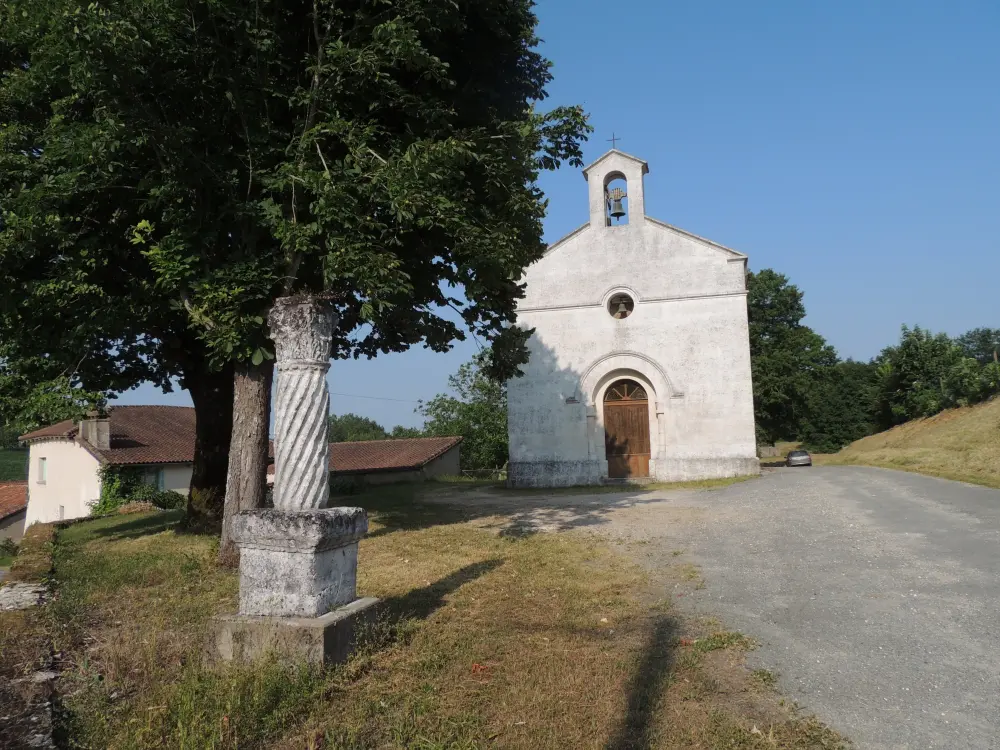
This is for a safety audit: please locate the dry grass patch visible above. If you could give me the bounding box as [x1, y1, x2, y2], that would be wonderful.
[23, 488, 846, 749]
[826, 397, 1000, 488]
[7, 521, 56, 583]
[0, 521, 57, 747]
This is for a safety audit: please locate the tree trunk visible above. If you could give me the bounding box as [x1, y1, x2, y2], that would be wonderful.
[185, 360, 235, 529]
[219, 359, 274, 565]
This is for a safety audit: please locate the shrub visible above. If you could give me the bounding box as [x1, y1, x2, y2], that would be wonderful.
[91, 466, 184, 515]
[329, 474, 361, 496]
[129, 483, 185, 510]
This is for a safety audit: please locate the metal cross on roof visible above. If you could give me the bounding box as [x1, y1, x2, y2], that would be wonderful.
[607, 132, 622, 149]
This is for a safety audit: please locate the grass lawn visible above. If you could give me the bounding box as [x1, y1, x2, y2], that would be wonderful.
[824, 397, 1000, 488]
[1, 485, 846, 749]
[0, 448, 28, 481]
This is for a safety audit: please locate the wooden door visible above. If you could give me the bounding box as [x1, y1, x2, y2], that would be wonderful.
[603, 380, 651, 478]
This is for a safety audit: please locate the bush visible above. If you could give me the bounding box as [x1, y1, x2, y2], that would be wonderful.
[91, 466, 184, 515]
[129, 483, 185, 510]
[329, 474, 362, 496]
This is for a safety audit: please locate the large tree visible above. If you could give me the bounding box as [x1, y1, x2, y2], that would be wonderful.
[0, 0, 589, 536]
[798, 359, 878, 452]
[955, 327, 1000, 366]
[746, 269, 836, 444]
[420, 350, 507, 473]
[328, 413, 389, 443]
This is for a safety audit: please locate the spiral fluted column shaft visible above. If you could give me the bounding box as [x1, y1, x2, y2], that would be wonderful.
[268, 296, 337, 511]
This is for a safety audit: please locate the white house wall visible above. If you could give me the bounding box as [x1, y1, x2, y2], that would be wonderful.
[161, 464, 193, 494]
[25, 440, 102, 525]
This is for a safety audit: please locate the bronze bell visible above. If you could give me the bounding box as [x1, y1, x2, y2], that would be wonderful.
[607, 186, 627, 220]
[616, 301, 628, 317]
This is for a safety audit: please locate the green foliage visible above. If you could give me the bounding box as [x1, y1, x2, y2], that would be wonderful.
[389, 425, 424, 439]
[0, 351, 103, 445]
[0, 0, 590, 387]
[799, 360, 879, 453]
[328, 413, 389, 443]
[419, 350, 508, 472]
[746, 269, 837, 444]
[329, 474, 362, 496]
[955, 327, 1000, 365]
[873, 325, 999, 429]
[0, 449, 27, 481]
[92, 465, 181, 514]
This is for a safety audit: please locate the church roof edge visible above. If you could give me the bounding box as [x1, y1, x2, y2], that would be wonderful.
[582, 149, 649, 179]
[644, 216, 747, 260]
[542, 222, 590, 257]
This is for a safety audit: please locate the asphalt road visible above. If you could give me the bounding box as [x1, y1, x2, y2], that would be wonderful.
[650, 467, 1000, 750]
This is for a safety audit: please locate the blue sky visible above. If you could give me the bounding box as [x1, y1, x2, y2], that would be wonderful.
[117, 0, 1000, 429]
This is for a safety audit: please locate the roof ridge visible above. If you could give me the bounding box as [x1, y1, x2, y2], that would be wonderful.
[331, 435, 461, 447]
[107, 404, 195, 410]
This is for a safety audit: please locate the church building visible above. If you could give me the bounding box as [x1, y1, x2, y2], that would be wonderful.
[506, 149, 759, 487]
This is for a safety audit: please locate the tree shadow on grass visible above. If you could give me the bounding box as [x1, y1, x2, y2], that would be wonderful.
[379, 558, 503, 622]
[85, 510, 186, 541]
[355, 558, 504, 658]
[358, 481, 680, 542]
[605, 615, 679, 750]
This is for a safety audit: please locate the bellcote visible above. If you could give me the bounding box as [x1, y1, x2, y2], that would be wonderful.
[582, 150, 649, 230]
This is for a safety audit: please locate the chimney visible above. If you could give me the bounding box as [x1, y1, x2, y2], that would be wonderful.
[79, 410, 111, 451]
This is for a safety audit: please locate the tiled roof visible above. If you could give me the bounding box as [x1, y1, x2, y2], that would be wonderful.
[267, 436, 462, 475]
[21, 406, 461, 473]
[19, 406, 196, 466]
[0, 481, 27, 520]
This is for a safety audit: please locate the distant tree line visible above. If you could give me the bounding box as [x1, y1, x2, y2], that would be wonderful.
[748, 269, 1000, 453]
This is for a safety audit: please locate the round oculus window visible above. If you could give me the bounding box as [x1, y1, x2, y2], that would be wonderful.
[608, 293, 635, 319]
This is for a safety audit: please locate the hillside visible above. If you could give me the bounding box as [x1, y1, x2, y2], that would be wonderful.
[826, 396, 1000, 488]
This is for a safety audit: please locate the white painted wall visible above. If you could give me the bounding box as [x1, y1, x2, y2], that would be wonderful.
[161, 465, 193, 494]
[507, 151, 759, 487]
[422, 445, 461, 478]
[25, 440, 102, 525]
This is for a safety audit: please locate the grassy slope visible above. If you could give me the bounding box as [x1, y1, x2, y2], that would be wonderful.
[824, 397, 1000, 488]
[0, 449, 28, 481]
[2, 486, 846, 749]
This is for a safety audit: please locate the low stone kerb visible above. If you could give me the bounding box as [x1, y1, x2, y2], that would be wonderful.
[230, 507, 368, 553]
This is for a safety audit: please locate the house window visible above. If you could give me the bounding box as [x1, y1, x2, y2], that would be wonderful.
[58, 505, 64, 521]
[37, 457, 47, 484]
[144, 468, 165, 491]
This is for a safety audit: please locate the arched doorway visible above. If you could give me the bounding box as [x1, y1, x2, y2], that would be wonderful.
[603, 379, 651, 478]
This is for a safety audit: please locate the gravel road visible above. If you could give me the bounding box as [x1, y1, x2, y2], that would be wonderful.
[449, 466, 1000, 749]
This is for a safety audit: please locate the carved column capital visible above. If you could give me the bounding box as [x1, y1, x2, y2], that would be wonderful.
[267, 295, 338, 367]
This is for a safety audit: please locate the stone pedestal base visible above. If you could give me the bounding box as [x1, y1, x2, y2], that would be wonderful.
[213, 597, 380, 666]
[231, 507, 368, 617]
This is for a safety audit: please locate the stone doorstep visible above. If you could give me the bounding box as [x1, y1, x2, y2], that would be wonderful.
[212, 596, 381, 666]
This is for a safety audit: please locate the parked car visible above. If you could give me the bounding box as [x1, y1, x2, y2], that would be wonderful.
[786, 449, 812, 467]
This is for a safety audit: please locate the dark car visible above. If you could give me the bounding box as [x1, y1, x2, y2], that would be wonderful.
[786, 449, 812, 467]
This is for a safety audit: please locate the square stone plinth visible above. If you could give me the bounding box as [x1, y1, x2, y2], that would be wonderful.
[213, 597, 380, 666]
[231, 507, 368, 617]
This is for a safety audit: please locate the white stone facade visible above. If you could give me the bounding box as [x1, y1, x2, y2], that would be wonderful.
[507, 150, 759, 487]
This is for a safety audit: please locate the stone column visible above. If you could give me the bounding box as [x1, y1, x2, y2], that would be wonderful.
[216, 294, 379, 665]
[268, 296, 336, 511]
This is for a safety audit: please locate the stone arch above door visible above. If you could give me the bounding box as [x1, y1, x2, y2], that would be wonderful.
[580, 351, 682, 406]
